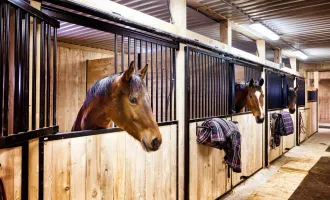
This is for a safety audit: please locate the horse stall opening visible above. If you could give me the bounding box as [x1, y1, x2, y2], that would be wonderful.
[26, 3, 180, 200]
[185, 46, 264, 199]
[296, 77, 310, 143]
[0, 1, 60, 199]
[266, 71, 296, 164]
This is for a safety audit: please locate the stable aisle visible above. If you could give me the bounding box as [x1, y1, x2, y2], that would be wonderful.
[223, 128, 330, 200]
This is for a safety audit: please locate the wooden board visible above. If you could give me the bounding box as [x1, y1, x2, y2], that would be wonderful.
[282, 109, 296, 153]
[43, 124, 177, 199]
[309, 102, 318, 135]
[232, 114, 263, 186]
[0, 147, 22, 200]
[319, 79, 330, 123]
[299, 109, 307, 142]
[268, 110, 284, 163]
[189, 121, 231, 200]
[56, 43, 114, 132]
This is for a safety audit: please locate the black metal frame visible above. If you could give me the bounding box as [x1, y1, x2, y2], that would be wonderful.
[42, 5, 178, 123]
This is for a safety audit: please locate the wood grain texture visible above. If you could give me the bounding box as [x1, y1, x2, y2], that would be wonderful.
[28, 139, 39, 200]
[319, 78, 330, 123]
[0, 147, 22, 200]
[43, 125, 177, 199]
[189, 121, 230, 200]
[232, 114, 263, 186]
[268, 110, 284, 163]
[56, 43, 114, 132]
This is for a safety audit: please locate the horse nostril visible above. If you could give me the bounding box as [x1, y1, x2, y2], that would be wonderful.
[151, 137, 161, 149]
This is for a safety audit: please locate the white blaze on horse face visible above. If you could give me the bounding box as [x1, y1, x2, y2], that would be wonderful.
[255, 91, 264, 117]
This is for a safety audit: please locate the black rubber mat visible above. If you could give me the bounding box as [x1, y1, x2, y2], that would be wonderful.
[326, 145, 330, 152]
[289, 157, 330, 200]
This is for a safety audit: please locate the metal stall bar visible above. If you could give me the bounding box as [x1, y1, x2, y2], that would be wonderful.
[53, 27, 57, 125]
[32, 17, 37, 129]
[39, 21, 45, 128]
[0, 4, 3, 136]
[14, 8, 22, 134]
[184, 46, 190, 200]
[114, 34, 117, 73]
[3, 3, 10, 136]
[46, 24, 51, 127]
[23, 12, 30, 131]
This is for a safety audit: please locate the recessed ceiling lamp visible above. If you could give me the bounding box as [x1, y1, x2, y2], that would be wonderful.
[249, 22, 280, 41]
[294, 50, 308, 60]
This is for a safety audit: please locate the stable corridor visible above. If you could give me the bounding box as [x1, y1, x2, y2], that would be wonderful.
[224, 129, 330, 200]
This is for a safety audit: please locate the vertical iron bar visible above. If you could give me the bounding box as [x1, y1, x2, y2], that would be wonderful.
[165, 47, 168, 121]
[46, 24, 51, 127]
[53, 28, 57, 125]
[134, 38, 137, 69]
[114, 34, 117, 73]
[121, 35, 124, 71]
[160, 46, 163, 122]
[228, 61, 235, 114]
[39, 21, 45, 128]
[0, 4, 3, 135]
[14, 8, 22, 134]
[201, 54, 204, 117]
[145, 41, 148, 88]
[208, 56, 211, 117]
[173, 48, 176, 120]
[3, 4, 9, 136]
[23, 13, 30, 131]
[32, 17, 36, 129]
[156, 44, 159, 122]
[169, 48, 173, 121]
[197, 52, 201, 118]
[128, 37, 131, 65]
[215, 58, 219, 116]
[139, 40, 142, 69]
[151, 43, 153, 110]
[191, 50, 194, 119]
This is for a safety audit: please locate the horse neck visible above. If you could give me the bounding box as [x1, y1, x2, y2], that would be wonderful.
[235, 84, 248, 113]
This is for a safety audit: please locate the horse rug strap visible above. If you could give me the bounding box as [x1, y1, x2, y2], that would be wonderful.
[197, 118, 241, 173]
[270, 113, 279, 149]
[299, 111, 306, 135]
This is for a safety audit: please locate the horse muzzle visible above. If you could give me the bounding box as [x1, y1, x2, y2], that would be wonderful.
[255, 116, 265, 124]
[142, 136, 162, 152]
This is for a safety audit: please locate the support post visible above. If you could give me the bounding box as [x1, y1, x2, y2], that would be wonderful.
[256, 40, 265, 62]
[169, 0, 186, 199]
[220, 19, 232, 46]
[274, 49, 282, 64]
[290, 57, 297, 71]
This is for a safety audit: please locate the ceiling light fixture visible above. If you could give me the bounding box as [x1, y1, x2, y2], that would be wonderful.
[249, 22, 280, 41]
[294, 50, 308, 60]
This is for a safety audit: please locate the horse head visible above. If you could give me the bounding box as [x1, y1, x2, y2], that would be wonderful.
[287, 85, 298, 114]
[110, 61, 162, 152]
[73, 61, 162, 152]
[235, 78, 265, 124]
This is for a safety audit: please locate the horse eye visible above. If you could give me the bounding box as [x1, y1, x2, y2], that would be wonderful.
[250, 96, 252, 98]
[129, 97, 138, 104]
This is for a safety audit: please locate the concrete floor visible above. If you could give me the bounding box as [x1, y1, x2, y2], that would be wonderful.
[223, 129, 330, 200]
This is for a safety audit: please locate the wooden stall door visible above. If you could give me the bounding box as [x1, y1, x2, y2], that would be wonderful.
[189, 121, 231, 200]
[319, 78, 330, 123]
[268, 110, 284, 163]
[43, 125, 177, 200]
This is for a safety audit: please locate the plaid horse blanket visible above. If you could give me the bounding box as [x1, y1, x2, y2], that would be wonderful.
[197, 118, 241, 173]
[270, 111, 294, 148]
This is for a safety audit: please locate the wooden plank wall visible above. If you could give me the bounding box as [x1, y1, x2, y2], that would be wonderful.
[55, 43, 114, 132]
[298, 108, 308, 143]
[189, 121, 231, 200]
[268, 109, 296, 162]
[189, 114, 263, 198]
[0, 147, 22, 200]
[231, 114, 263, 186]
[43, 124, 177, 200]
[318, 77, 330, 123]
[308, 102, 318, 135]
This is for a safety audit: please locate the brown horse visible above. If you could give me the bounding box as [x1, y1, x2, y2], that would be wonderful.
[235, 78, 265, 123]
[287, 85, 298, 114]
[72, 61, 162, 152]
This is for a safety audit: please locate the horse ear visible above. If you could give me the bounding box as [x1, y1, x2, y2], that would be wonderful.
[249, 79, 254, 87]
[294, 86, 299, 91]
[139, 64, 148, 80]
[259, 78, 264, 87]
[122, 61, 135, 82]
